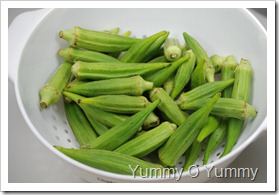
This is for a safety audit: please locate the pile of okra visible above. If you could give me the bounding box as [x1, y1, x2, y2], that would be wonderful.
[39, 26, 257, 176]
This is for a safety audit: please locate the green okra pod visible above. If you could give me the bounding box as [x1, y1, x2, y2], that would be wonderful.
[64, 101, 97, 147]
[71, 61, 170, 80]
[196, 115, 220, 143]
[210, 54, 226, 73]
[109, 30, 132, 58]
[148, 55, 168, 63]
[55, 147, 164, 176]
[183, 140, 205, 171]
[170, 50, 196, 99]
[190, 59, 206, 89]
[163, 73, 175, 95]
[222, 58, 253, 157]
[65, 76, 153, 97]
[179, 97, 257, 120]
[221, 55, 238, 98]
[163, 38, 182, 61]
[59, 26, 140, 52]
[78, 95, 150, 114]
[203, 119, 227, 165]
[142, 112, 160, 130]
[39, 61, 72, 109]
[144, 54, 190, 87]
[84, 100, 160, 150]
[140, 32, 170, 63]
[85, 116, 109, 136]
[119, 31, 169, 63]
[103, 27, 120, 34]
[158, 93, 221, 167]
[63, 91, 129, 128]
[114, 122, 176, 158]
[183, 32, 215, 82]
[58, 47, 120, 63]
[176, 79, 234, 106]
[150, 88, 188, 126]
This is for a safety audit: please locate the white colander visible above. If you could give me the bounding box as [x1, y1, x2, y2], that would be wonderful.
[9, 8, 267, 183]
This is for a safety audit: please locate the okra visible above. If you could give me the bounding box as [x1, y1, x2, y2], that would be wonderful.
[78, 95, 150, 114]
[63, 91, 129, 128]
[55, 147, 164, 176]
[39, 61, 72, 109]
[210, 54, 226, 73]
[150, 88, 188, 126]
[148, 55, 168, 63]
[179, 97, 257, 120]
[171, 50, 196, 99]
[196, 115, 220, 143]
[222, 58, 253, 156]
[158, 93, 221, 167]
[85, 115, 109, 136]
[190, 59, 206, 89]
[65, 76, 153, 97]
[71, 61, 170, 80]
[119, 31, 169, 63]
[142, 112, 160, 130]
[59, 26, 140, 52]
[58, 47, 120, 63]
[84, 100, 160, 150]
[103, 27, 120, 34]
[109, 30, 132, 58]
[176, 79, 234, 106]
[183, 140, 205, 171]
[163, 38, 182, 61]
[114, 122, 176, 158]
[64, 101, 97, 146]
[163, 73, 175, 95]
[183, 32, 215, 82]
[140, 32, 170, 63]
[144, 54, 190, 87]
[221, 55, 238, 98]
[203, 119, 227, 165]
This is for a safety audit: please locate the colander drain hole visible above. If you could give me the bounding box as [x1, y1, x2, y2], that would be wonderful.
[51, 115, 57, 121]
[67, 138, 71, 143]
[55, 135, 60, 141]
[53, 125, 58, 131]
[64, 129, 69, 134]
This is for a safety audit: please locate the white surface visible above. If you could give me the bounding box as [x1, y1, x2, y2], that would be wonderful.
[8, 8, 267, 183]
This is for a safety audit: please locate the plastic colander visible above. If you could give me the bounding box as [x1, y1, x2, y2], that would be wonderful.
[8, 8, 267, 183]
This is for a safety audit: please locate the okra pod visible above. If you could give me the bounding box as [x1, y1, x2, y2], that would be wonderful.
[196, 115, 220, 143]
[142, 112, 160, 130]
[65, 76, 153, 97]
[179, 97, 257, 120]
[140, 32, 170, 63]
[71, 61, 170, 80]
[55, 147, 164, 176]
[59, 26, 140, 52]
[150, 88, 188, 126]
[58, 47, 120, 63]
[163, 73, 175, 95]
[148, 55, 168, 63]
[170, 50, 196, 99]
[103, 27, 120, 34]
[144, 54, 190, 87]
[78, 95, 150, 114]
[39, 61, 72, 109]
[119, 31, 169, 63]
[190, 59, 206, 89]
[210, 54, 226, 73]
[222, 58, 253, 156]
[183, 32, 215, 82]
[158, 93, 221, 166]
[163, 38, 182, 61]
[176, 79, 234, 106]
[64, 102, 97, 147]
[183, 140, 205, 171]
[221, 55, 238, 98]
[109, 30, 132, 58]
[85, 115, 109, 136]
[63, 91, 128, 128]
[84, 100, 160, 150]
[114, 122, 176, 158]
[203, 119, 227, 165]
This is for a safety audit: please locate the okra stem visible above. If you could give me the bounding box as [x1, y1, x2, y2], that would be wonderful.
[163, 38, 182, 61]
[39, 61, 72, 109]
